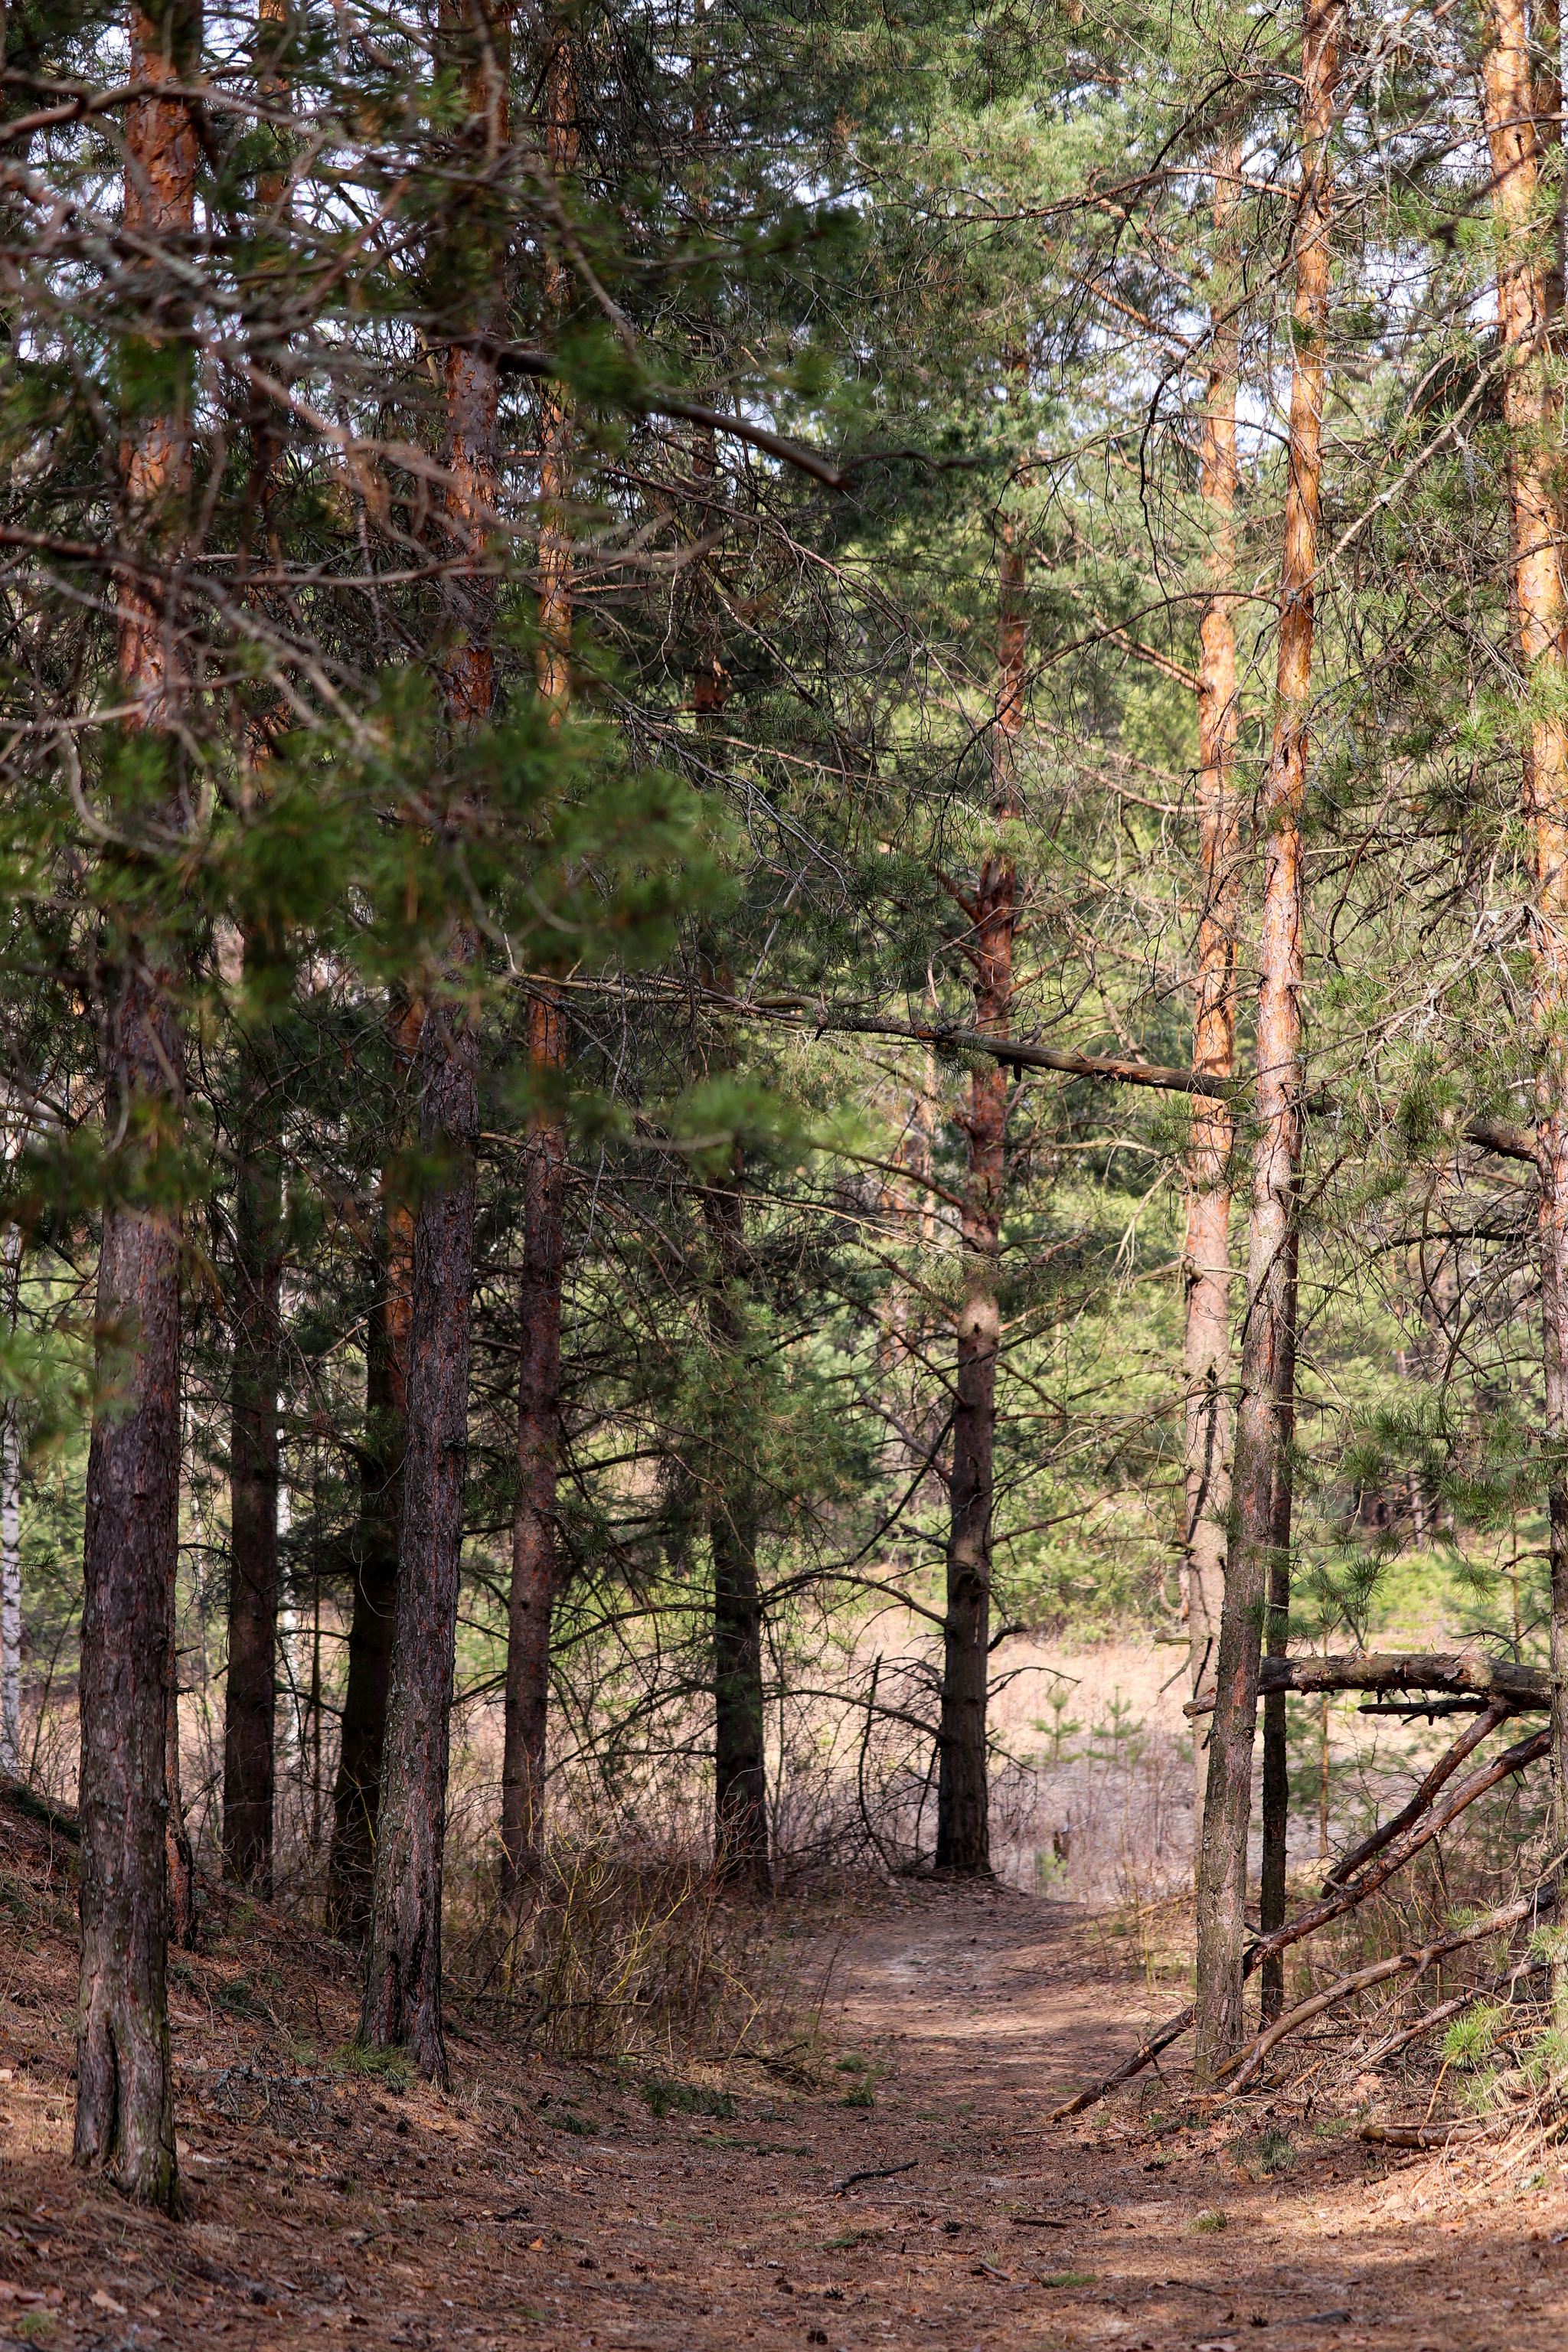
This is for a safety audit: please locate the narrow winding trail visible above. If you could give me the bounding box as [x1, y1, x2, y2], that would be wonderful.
[2, 1805, 1565, 2351]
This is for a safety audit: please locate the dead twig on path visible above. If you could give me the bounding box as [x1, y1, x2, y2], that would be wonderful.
[831, 2160, 918, 2194]
[1361, 2120, 1494, 2148]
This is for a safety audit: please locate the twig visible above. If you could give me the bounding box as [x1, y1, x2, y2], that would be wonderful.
[1050, 2005, 1195, 2120]
[831, 2160, 918, 2194]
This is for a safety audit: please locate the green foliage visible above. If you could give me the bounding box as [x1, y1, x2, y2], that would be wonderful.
[640, 2077, 737, 2120]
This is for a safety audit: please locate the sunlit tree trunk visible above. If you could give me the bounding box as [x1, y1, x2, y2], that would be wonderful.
[74, 0, 199, 2201]
[361, 0, 504, 2082]
[936, 472, 1025, 1877]
[1194, 0, 1336, 2079]
[1482, 0, 1568, 1954]
[500, 22, 574, 1905]
[1184, 147, 1241, 1852]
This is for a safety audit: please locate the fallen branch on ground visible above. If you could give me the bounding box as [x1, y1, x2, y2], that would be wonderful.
[1049, 2006, 1196, 2120]
[1360, 2120, 1494, 2149]
[1185, 1653, 1550, 1715]
[1216, 1883, 1557, 2095]
[831, 2160, 918, 2194]
[1047, 1723, 1551, 2118]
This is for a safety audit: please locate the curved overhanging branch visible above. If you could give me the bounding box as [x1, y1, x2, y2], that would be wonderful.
[1185, 1649, 1550, 1713]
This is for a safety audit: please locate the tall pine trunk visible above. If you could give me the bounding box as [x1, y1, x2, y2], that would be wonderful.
[1259, 1223, 1298, 2020]
[1482, 0, 1568, 1933]
[499, 22, 574, 1904]
[704, 1148, 770, 1890]
[1184, 149, 1240, 1848]
[360, 0, 502, 2079]
[224, 926, 283, 1894]
[1, 1226, 20, 1779]
[501, 987, 567, 1896]
[73, 0, 197, 2207]
[1194, 0, 1335, 2078]
[222, 0, 290, 1906]
[325, 1223, 408, 1939]
[936, 487, 1024, 1877]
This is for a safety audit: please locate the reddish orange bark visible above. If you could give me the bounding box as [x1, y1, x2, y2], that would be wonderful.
[1194, 0, 1337, 2078]
[1481, 0, 1568, 1866]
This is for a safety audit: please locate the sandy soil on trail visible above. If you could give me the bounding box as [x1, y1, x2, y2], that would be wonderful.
[3, 1794, 1567, 2352]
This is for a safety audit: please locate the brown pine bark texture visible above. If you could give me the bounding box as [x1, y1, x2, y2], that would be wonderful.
[704, 1152, 771, 1891]
[359, 1003, 479, 2082]
[326, 997, 418, 1939]
[224, 929, 283, 1896]
[935, 500, 1024, 1877]
[1194, 0, 1336, 2079]
[501, 987, 568, 1897]
[1481, 0, 1568, 1872]
[1184, 147, 1241, 1839]
[74, 0, 198, 2209]
[498, 22, 576, 1901]
[325, 1272, 405, 1940]
[361, 2, 501, 2076]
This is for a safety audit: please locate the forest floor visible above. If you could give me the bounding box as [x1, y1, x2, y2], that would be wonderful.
[2, 1779, 1564, 2352]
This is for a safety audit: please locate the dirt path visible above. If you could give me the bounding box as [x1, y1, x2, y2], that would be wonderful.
[2, 1802, 1564, 2352]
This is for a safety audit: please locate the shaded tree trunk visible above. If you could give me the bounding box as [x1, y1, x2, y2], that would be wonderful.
[73, 0, 198, 2208]
[1, 1226, 20, 1779]
[501, 987, 567, 1897]
[1194, 0, 1336, 2079]
[325, 1230, 407, 1941]
[1259, 1221, 1298, 2023]
[936, 479, 1025, 1877]
[499, 21, 574, 1904]
[222, 0, 291, 1905]
[1482, 0, 1568, 1968]
[224, 926, 283, 1896]
[704, 1148, 770, 1891]
[360, 0, 501, 2079]
[1184, 147, 1240, 1848]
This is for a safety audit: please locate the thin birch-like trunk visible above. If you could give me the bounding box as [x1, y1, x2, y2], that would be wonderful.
[1184, 148, 1241, 1850]
[1194, 0, 1337, 2077]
